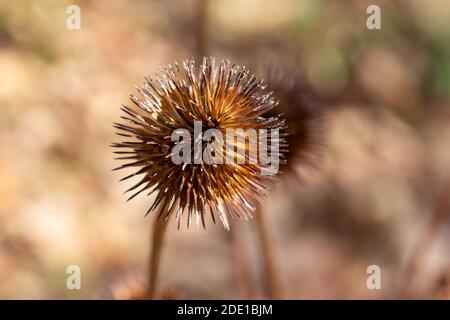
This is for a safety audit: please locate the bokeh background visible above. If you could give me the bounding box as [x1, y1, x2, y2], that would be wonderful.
[0, 0, 449, 299]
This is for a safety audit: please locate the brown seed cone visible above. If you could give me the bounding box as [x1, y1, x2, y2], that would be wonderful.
[113, 58, 287, 230]
[261, 64, 324, 177]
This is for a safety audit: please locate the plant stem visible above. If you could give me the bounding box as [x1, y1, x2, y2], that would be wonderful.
[254, 205, 283, 299]
[229, 221, 257, 299]
[147, 219, 169, 299]
[193, 0, 209, 61]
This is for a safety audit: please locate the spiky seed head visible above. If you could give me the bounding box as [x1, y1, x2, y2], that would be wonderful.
[262, 64, 324, 176]
[113, 58, 287, 230]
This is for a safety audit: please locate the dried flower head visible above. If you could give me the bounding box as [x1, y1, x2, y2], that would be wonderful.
[261, 64, 323, 176]
[113, 58, 286, 230]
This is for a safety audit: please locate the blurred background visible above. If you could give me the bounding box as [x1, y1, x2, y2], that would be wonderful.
[0, 0, 449, 299]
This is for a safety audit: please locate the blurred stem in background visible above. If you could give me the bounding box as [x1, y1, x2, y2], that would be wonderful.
[254, 205, 283, 299]
[147, 219, 168, 299]
[193, 0, 208, 61]
[229, 221, 258, 299]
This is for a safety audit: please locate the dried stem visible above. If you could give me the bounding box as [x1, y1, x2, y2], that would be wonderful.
[254, 205, 283, 299]
[147, 219, 169, 299]
[229, 221, 258, 299]
[193, 0, 209, 61]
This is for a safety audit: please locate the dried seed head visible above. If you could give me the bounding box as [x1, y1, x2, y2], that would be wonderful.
[261, 64, 324, 176]
[112, 58, 286, 230]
